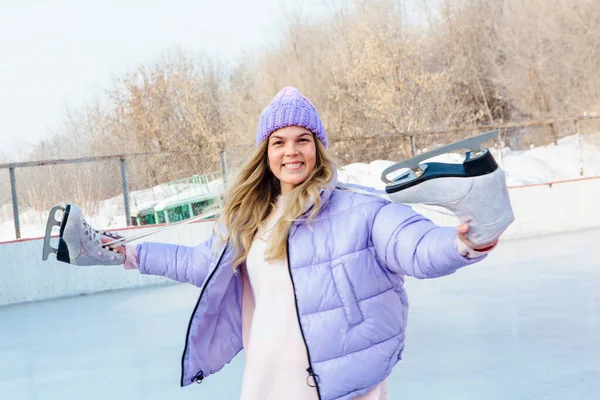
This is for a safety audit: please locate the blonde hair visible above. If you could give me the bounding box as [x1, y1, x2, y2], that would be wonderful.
[219, 136, 337, 270]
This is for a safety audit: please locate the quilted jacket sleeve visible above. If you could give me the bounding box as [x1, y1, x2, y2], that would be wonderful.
[372, 202, 486, 279]
[135, 234, 216, 287]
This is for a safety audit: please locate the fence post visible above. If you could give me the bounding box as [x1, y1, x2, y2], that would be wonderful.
[497, 128, 504, 169]
[120, 156, 131, 226]
[220, 151, 228, 188]
[574, 120, 584, 176]
[409, 135, 416, 157]
[9, 166, 20, 239]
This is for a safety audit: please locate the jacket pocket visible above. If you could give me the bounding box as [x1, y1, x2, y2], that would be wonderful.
[331, 263, 364, 326]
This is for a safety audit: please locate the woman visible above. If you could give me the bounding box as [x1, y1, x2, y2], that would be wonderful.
[114, 87, 498, 400]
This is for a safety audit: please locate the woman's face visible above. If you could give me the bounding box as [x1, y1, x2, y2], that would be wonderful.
[267, 125, 317, 195]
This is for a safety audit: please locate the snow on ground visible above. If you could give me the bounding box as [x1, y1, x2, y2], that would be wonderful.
[1, 132, 599, 242]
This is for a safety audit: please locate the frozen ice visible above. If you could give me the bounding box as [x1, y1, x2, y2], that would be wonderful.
[1, 228, 598, 399]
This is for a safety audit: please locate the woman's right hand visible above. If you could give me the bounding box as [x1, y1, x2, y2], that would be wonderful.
[100, 237, 138, 270]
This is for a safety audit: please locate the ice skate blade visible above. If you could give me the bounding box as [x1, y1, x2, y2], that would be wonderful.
[382, 129, 498, 184]
[42, 205, 65, 261]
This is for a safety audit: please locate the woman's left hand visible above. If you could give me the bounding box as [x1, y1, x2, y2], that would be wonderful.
[456, 223, 498, 251]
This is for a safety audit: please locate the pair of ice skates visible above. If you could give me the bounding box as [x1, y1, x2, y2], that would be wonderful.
[42, 130, 514, 266]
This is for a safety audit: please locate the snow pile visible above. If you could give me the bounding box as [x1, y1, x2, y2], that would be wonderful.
[339, 132, 600, 188]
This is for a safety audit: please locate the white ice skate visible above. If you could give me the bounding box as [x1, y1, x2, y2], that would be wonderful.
[42, 204, 125, 266]
[381, 130, 514, 246]
[42, 203, 222, 264]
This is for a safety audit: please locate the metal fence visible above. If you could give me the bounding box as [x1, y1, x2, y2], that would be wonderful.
[1, 115, 599, 241]
[0, 151, 226, 241]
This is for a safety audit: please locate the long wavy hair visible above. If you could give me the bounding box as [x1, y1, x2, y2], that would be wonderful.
[219, 135, 337, 270]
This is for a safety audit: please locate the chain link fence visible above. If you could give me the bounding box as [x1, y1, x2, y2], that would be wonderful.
[1, 116, 599, 241]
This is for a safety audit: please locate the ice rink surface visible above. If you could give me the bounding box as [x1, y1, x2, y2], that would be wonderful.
[1, 228, 599, 400]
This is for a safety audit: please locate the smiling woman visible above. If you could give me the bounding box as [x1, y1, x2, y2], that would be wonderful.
[67, 86, 499, 400]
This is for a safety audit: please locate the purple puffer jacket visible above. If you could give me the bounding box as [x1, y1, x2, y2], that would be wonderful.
[136, 183, 486, 400]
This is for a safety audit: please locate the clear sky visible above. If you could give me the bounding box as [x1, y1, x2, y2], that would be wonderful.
[0, 0, 331, 158]
[0, 0, 425, 159]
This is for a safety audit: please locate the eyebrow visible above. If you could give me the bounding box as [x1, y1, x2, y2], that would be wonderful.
[270, 132, 312, 140]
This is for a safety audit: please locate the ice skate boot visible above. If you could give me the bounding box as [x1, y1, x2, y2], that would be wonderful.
[381, 130, 514, 246]
[41, 204, 125, 266]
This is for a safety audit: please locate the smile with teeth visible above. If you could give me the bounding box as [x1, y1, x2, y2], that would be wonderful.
[283, 162, 304, 170]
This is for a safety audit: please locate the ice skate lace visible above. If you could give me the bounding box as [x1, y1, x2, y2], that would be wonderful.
[83, 221, 122, 249]
[82, 221, 103, 245]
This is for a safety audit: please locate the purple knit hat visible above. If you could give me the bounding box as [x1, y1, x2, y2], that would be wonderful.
[256, 87, 328, 148]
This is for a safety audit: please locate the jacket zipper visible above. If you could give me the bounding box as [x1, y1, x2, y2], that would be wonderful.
[286, 239, 323, 400]
[180, 242, 229, 386]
